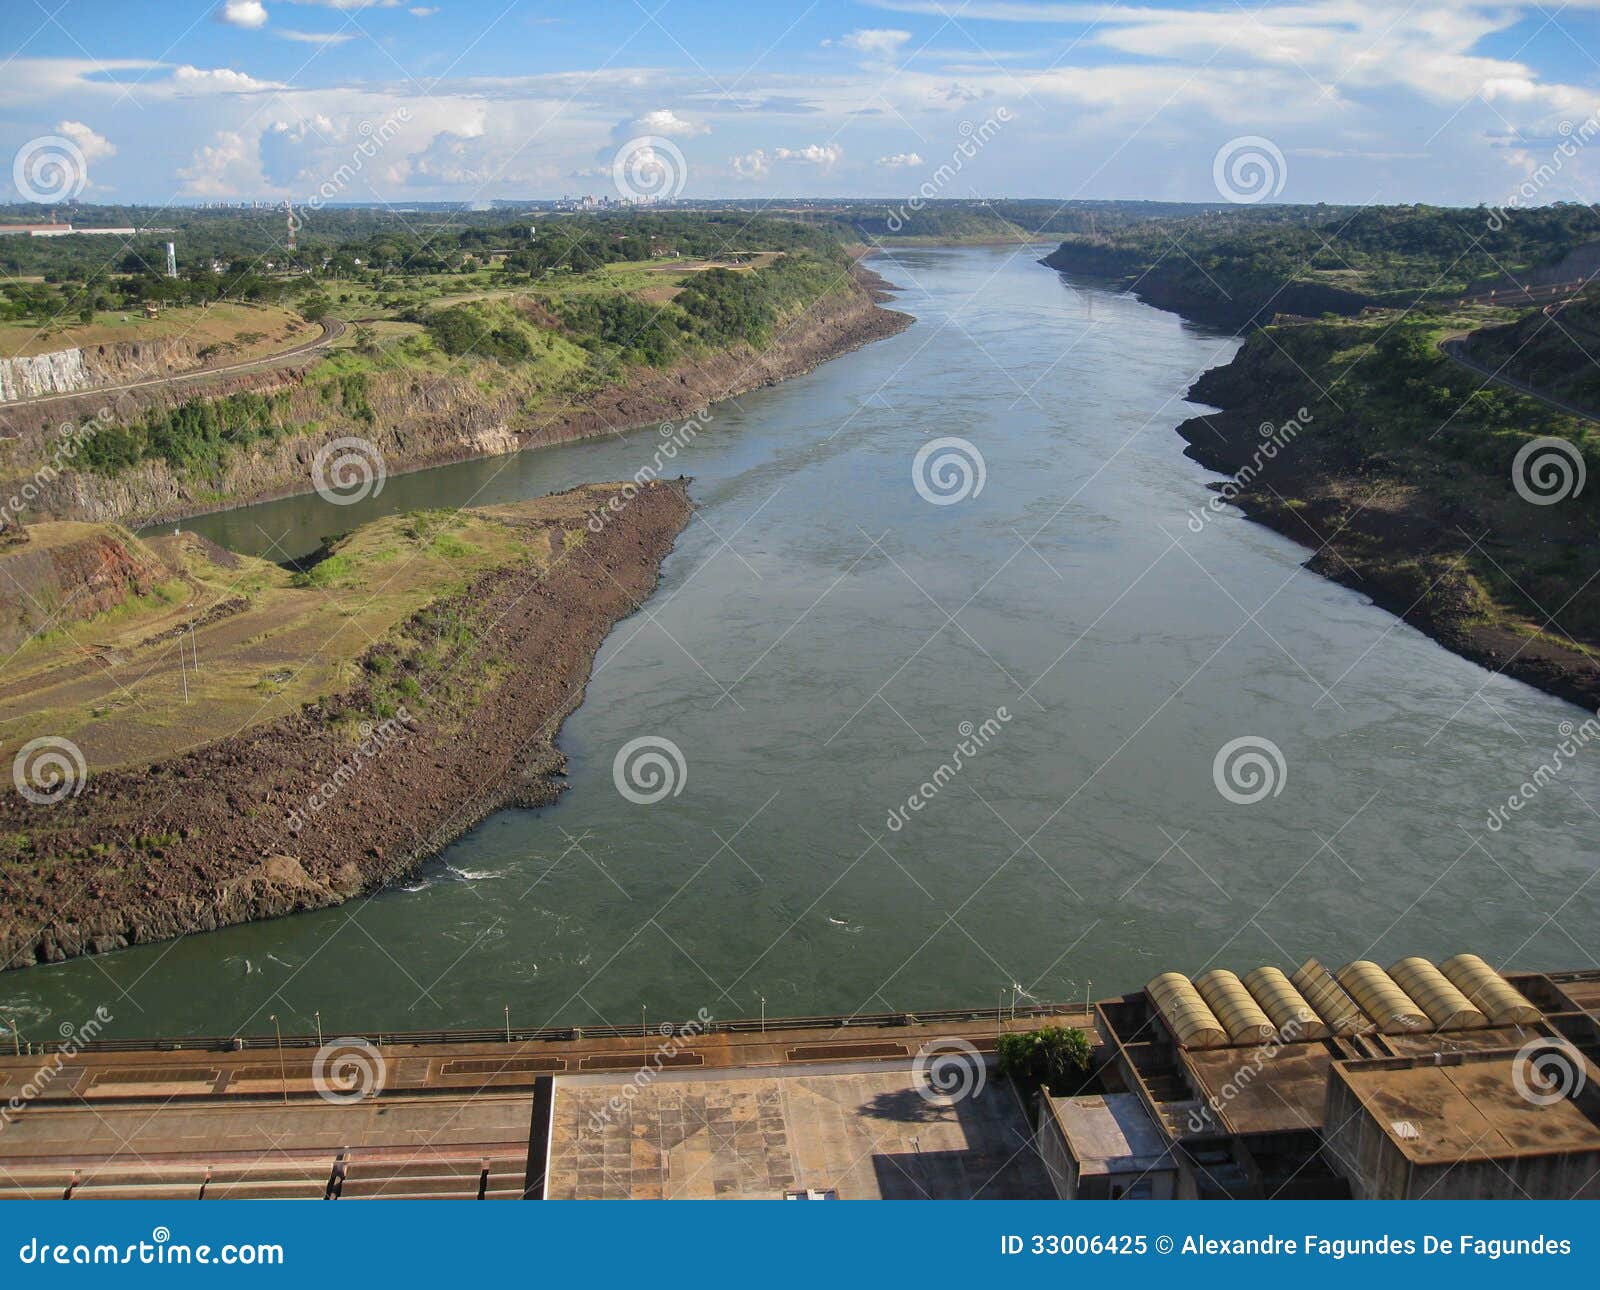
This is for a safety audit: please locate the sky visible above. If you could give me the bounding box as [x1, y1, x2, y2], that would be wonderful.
[2, 0, 1599, 209]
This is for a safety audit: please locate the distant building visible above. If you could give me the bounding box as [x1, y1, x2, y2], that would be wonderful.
[0, 224, 137, 237]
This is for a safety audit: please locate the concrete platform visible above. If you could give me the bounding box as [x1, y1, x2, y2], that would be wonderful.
[547, 1061, 1052, 1200]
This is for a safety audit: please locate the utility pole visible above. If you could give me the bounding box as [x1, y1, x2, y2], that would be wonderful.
[269, 1014, 287, 1105]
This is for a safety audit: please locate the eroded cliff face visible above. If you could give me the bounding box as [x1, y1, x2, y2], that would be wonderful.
[0, 528, 166, 655]
[0, 273, 911, 529]
[0, 335, 225, 404]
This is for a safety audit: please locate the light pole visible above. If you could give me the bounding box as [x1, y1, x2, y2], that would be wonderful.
[313, 1011, 322, 1047]
[760, 996, 765, 1034]
[268, 1014, 288, 1105]
[504, 1006, 511, 1044]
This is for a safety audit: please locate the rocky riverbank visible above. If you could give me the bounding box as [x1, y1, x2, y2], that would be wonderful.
[1040, 242, 1373, 330]
[1175, 345, 1600, 711]
[1, 266, 910, 530]
[0, 480, 693, 969]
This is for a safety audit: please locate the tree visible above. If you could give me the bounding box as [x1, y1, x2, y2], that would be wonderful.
[996, 1026, 1093, 1096]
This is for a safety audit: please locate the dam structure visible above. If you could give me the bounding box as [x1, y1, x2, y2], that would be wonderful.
[1, 960, 1596, 1201]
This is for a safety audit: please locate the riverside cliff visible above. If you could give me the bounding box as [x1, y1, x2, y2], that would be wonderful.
[0, 267, 909, 530]
[1172, 322, 1600, 711]
[0, 481, 692, 969]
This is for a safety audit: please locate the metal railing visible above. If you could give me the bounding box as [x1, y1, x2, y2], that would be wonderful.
[13, 1001, 1085, 1057]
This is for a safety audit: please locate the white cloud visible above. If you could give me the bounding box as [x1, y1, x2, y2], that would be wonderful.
[409, 5, 438, 13]
[179, 130, 265, 196]
[278, 28, 355, 43]
[171, 64, 285, 93]
[629, 108, 709, 138]
[835, 28, 912, 60]
[218, 0, 269, 28]
[732, 142, 844, 179]
[285, 0, 401, 9]
[56, 120, 117, 163]
[876, 152, 923, 167]
[777, 143, 843, 168]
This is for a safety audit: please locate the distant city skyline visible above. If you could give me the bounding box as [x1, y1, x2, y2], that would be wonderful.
[3, 0, 1599, 210]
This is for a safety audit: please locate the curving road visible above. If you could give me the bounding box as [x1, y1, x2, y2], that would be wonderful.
[1439, 332, 1600, 426]
[0, 316, 346, 411]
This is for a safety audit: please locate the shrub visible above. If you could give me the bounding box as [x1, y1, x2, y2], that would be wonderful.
[996, 1025, 1093, 1096]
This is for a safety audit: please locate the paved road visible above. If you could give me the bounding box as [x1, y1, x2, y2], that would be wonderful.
[1440, 333, 1600, 426]
[1452, 277, 1599, 309]
[0, 316, 346, 410]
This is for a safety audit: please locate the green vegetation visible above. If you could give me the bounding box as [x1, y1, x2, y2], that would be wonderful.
[1195, 296, 1600, 651]
[1463, 296, 1600, 411]
[9, 207, 860, 489]
[996, 1026, 1094, 1096]
[1044, 202, 1600, 325]
[79, 391, 293, 475]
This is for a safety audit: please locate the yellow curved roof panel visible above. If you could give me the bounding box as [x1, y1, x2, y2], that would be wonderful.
[1388, 957, 1488, 1030]
[1146, 972, 1228, 1049]
[1336, 960, 1428, 1033]
[1194, 969, 1276, 1044]
[1242, 965, 1328, 1040]
[1439, 953, 1542, 1025]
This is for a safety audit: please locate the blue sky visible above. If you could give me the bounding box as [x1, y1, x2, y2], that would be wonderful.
[3, 0, 1599, 207]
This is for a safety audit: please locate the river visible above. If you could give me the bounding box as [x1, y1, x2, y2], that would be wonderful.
[4, 246, 1595, 1040]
